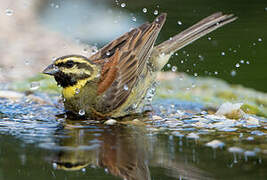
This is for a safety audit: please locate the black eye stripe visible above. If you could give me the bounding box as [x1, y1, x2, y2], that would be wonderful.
[54, 72, 91, 88]
[65, 60, 74, 68]
[56, 61, 75, 68]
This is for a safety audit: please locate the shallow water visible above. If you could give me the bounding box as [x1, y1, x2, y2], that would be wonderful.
[1, 96, 267, 180]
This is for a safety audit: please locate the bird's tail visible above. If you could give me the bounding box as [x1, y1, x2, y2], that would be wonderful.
[151, 12, 237, 70]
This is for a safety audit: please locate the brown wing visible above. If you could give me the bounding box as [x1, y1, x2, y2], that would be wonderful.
[92, 13, 166, 111]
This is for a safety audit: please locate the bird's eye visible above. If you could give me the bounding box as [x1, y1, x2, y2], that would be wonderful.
[65, 61, 74, 68]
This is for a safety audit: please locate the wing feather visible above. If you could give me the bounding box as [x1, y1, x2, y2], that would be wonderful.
[92, 13, 166, 112]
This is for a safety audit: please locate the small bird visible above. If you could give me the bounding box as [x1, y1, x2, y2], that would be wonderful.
[43, 12, 237, 119]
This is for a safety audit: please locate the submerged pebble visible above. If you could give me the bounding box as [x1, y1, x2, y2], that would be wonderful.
[251, 130, 265, 136]
[104, 119, 117, 125]
[187, 132, 199, 139]
[216, 102, 244, 119]
[244, 150, 256, 157]
[228, 147, 244, 153]
[30, 82, 40, 90]
[205, 140, 225, 149]
[245, 116, 260, 126]
[152, 115, 163, 120]
[0, 90, 24, 99]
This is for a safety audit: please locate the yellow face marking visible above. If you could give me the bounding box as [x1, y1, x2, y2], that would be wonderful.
[55, 56, 93, 66]
[62, 64, 100, 99]
[63, 79, 89, 99]
[61, 66, 91, 75]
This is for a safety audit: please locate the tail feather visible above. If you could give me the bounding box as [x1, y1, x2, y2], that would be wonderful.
[151, 12, 237, 70]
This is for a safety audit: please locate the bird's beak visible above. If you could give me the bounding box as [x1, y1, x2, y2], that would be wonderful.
[42, 64, 59, 76]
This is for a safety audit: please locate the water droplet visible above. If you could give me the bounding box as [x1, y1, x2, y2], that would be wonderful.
[154, 10, 159, 15]
[208, 37, 212, 40]
[5, 9, 13, 16]
[143, 82, 157, 106]
[166, 64, 171, 68]
[198, 55, 204, 61]
[171, 66, 177, 72]
[106, 51, 110, 56]
[246, 61, 250, 64]
[175, 52, 178, 56]
[52, 163, 57, 169]
[180, 60, 184, 64]
[177, 21, 182, 25]
[53, 66, 59, 73]
[131, 103, 138, 109]
[82, 168, 86, 172]
[24, 60, 30, 65]
[83, 47, 89, 53]
[214, 71, 218, 75]
[258, 38, 262, 42]
[159, 52, 165, 57]
[30, 82, 40, 90]
[231, 70, 236, 76]
[142, 8, 147, 13]
[79, 109, 85, 116]
[75, 88, 80, 94]
[91, 46, 98, 55]
[96, 72, 101, 78]
[194, 73, 198, 77]
[221, 52, 225, 56]
[235, 63, 240, 68]
[121, 3, 126, 8]
[123, 84, 129, 91]
[240, 60, 244, 64]
[132, 16, 136, 22]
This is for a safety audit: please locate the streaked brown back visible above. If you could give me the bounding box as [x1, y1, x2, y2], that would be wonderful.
[91, 13, 166, 112]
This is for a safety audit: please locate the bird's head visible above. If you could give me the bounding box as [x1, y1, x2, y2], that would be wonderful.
[42, 55, 99, 88]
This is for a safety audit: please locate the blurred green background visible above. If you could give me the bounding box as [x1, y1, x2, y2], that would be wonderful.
[40, 0, 267, 92]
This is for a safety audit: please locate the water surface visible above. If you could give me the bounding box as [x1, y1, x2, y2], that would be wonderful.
[1, 96, 267, 180]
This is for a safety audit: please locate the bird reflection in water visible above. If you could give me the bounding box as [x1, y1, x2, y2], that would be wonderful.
[52, 120, 151, 180]
[49, 119, 213, 180]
